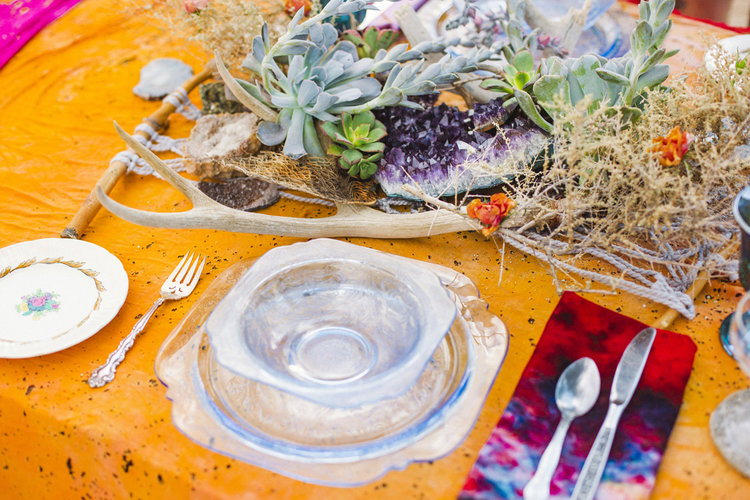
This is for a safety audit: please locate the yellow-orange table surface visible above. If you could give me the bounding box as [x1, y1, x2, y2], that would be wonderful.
[0, 0, 749, 498]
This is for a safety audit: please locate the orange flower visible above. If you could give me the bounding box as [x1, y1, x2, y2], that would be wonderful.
[650, 126, 694, 166]
[467, 193, 516, 236]
[285, 0, 312, 16]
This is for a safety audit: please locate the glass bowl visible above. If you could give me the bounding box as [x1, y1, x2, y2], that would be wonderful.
[155, 257, 509, 486]
[205, 239, 457, 408]
[529, 0, 616, 30]
[199, 312, 470, 462]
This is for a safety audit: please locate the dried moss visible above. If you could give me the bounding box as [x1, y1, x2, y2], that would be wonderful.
[449, 50, 750, 299]
[141, 0, 286, 65]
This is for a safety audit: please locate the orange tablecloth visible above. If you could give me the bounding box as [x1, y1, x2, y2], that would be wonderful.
[0, 1, 749, 498]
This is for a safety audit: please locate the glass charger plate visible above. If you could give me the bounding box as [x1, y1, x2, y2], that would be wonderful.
[155, 254, 508, 486]
[0, 238, 128, 358]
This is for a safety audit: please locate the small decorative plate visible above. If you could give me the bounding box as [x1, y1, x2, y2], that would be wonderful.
[0, 238, 128, 358]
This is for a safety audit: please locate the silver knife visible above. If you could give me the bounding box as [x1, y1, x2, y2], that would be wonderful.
[570, 327, 657, 500]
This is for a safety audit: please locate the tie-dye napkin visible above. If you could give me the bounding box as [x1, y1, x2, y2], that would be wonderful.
[1, 0, 82, 69]
[460, 292, 696, 500]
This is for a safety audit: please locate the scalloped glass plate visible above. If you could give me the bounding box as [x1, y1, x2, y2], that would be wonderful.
[155, 255, 508, 486]
[205, 239, 457, 408]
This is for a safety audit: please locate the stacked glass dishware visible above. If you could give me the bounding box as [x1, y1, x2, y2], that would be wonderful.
[155, 239, 508, 486]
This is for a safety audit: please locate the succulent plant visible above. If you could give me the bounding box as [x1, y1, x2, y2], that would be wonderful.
[481, 50, 537, 96]
[343, 27, 399, 59]
[321, 111, 386, 179]
[480, 50, 553, 132]
[531, 0, 677, 127]
[736, 53, 749, 74]
[221, 0, 499, 159]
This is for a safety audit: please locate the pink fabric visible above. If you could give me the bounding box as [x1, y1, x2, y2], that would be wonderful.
[0, 0, 82, 69]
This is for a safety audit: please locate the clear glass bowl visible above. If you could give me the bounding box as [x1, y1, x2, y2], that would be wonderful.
[431, 0, 622, 57]
[199, 312, 470, 461]
[155, 256, 509, 486]
[530, 0, 616, 30]
[205, 239, 457, 408]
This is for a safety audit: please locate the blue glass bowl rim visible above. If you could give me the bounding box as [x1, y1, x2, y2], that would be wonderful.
[194, 314, 476, 462]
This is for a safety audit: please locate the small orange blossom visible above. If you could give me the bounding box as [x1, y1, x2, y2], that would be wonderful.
[285, 0, 312, 16]
[650, 126, 694, 166]
[467, 193, 516, 237]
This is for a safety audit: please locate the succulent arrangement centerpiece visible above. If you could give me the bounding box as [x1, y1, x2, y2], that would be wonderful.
[107, 0, 749, 318]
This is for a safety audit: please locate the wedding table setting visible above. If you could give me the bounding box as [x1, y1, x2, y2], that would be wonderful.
[1, 0, 750, 498]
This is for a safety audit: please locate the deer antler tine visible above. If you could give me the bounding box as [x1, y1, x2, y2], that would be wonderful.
[97, 180, 473, 238]
[112, 121, 215, 207]
[214, 51, 278, 122]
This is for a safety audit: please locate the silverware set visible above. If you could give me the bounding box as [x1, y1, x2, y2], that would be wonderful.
[523, 327, 657, 500]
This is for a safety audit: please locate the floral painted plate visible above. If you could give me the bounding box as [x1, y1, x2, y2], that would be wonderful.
[0, 238, 128, 358]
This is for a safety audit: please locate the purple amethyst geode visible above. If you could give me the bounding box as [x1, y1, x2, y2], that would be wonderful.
[373, 100, 548, 200]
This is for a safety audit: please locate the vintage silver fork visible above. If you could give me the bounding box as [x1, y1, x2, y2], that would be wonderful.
[88, 252, 206, 388]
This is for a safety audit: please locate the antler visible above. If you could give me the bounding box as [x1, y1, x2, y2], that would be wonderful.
[95, 123, 477, 239]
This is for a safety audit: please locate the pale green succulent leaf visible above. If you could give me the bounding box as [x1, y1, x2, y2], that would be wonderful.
[354, 123, 370, 138]
[514, 72, 531, 89]
[513, 50, 535, 73]
[635, 64, 669, 92]
[342, 149, 363, 165]
[328, 143, 345, 155]
[514, 89, 553, 133]
[359, 141, 385, 153]
[654, 0, 674, 24]
[631, 21, 653, 55]
[347, 163, 361, 177]
[352, 111, 375, 130]
[364, 27, 378, 48]
[366, 152, 383, 162]
[595, 68, 630, 87]
[366, 128, 386, 142]
[640, 48, 666, 73]
[358, 161, 377, 179]
[320, 120, 339, 139]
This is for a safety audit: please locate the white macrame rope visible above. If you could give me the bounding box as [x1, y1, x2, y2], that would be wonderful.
[279, 191, 336, 206]
[134, 122, 186, 155]
[163, 87, 202, 121]
[112, 149, 186, 179]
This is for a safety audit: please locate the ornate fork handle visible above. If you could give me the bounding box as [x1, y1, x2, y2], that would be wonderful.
[88, 297, 166, 388]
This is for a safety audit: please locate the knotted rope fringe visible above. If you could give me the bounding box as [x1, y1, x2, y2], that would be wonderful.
[163, 87, 202, 121]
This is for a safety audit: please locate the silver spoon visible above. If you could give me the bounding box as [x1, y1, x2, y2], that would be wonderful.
[523, 357, 601, 500]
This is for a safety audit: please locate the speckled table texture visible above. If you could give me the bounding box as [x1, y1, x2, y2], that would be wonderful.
[0, 0, 749, 498]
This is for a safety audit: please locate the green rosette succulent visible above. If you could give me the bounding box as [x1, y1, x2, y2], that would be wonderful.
[343, 27, 399, 59]
[480, 50, 552, 133]
[481, 50, 537, 96]
[321, 111, 386, 179]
